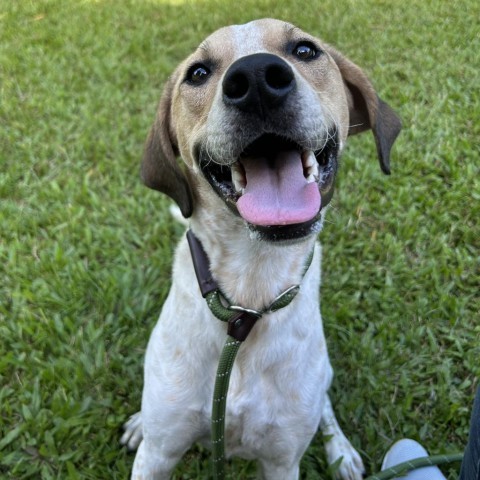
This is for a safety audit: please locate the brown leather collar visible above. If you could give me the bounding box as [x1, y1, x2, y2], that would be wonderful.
[186, 229, 219, 298]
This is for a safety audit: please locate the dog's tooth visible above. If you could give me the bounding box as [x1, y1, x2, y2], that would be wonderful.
[307, 160, 319, 178]
[302, 151, 319, 181]
[232, 172, 245, 191]
[231, 162, 246, 192]
[303, 151, 316, 168]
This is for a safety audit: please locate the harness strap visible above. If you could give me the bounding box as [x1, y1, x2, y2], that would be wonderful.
[186, 229, 313, 479]
[211, 335, 241, 479]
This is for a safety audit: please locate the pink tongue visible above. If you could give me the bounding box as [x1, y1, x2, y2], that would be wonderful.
[236, 151, 321, 226]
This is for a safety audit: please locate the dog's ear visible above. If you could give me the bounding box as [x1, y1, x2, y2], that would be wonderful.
[141, 74, 194, 217]
[326, 46, 402, 174]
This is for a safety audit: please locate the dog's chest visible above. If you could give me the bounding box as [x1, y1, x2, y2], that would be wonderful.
[213, 341, 331, 459]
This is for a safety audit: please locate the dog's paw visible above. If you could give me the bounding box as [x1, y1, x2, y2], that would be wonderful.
[120, 411, 143, 451]
[325, 435, 365, 480]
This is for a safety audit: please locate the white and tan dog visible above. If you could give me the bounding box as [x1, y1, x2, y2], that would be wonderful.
[121, 19, 401, 480]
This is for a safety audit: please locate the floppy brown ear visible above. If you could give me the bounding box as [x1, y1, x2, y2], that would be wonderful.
[141, 74, 193, 217]
[326, 46, 402, 174]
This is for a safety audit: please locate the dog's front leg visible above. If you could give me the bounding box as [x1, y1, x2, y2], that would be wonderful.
[131, 438, 178, 480]
[131, 431, 195, 480]
[124, 413, 183, 480]
[320, 395, 365, 480]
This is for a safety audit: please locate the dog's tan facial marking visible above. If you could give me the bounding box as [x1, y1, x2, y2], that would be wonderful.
[169, 21, 347, 236]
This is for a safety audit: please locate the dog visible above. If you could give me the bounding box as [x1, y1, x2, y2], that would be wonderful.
[121, 18, 401, 480]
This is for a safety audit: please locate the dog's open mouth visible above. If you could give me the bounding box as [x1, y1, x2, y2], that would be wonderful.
[200, 133, 338, 233]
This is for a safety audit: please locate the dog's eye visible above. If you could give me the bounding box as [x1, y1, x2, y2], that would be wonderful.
[186, 64, 211, 85]
[293, 42, 318, 60]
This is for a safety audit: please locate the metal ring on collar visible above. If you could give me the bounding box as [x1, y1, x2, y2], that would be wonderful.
[266, 284, 300, 312]
[228, 305, 262, 318]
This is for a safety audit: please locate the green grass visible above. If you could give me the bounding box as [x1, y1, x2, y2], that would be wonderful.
[1, 0, 479, 478]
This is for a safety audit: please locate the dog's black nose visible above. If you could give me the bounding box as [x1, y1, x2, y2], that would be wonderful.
[222, 53, 295, 114]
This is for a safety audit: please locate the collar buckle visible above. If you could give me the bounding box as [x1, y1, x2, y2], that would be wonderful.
[227, 310, 262, 342]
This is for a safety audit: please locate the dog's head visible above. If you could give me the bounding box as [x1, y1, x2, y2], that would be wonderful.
[142, 19, 401, 242]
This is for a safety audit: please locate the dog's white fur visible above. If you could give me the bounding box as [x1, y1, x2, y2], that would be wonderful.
[121, 19, 401, 480]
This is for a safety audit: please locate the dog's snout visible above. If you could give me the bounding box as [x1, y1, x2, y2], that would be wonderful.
[222, 53, 295, 114]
